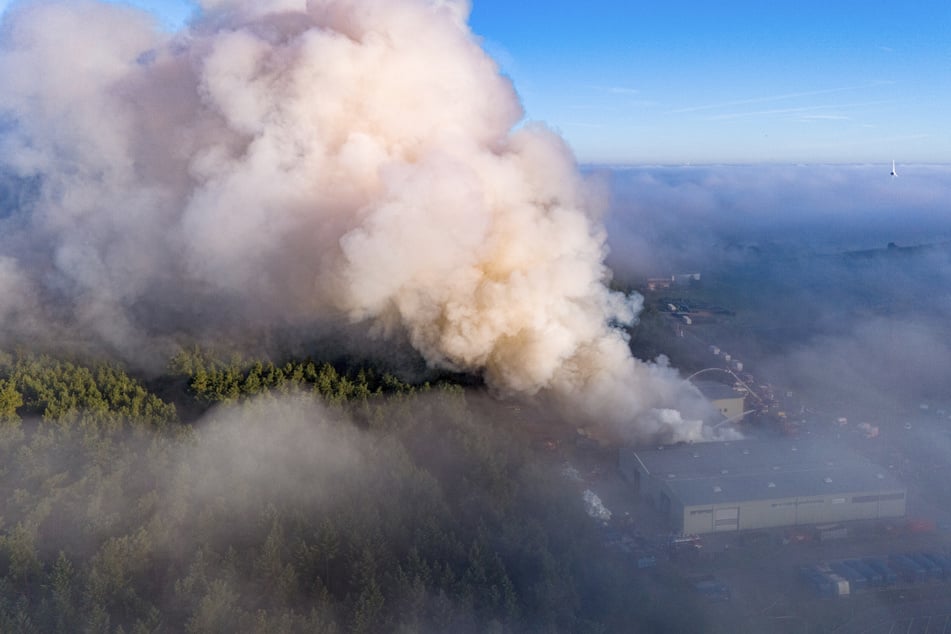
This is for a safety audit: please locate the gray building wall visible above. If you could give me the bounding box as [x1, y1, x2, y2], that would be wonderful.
[676, 489, 906, 534]
[621, 445, 907, 535]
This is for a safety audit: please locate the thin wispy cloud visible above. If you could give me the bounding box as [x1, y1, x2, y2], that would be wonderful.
[799, 114, 851, 121]
[672, 82, 895, 114]
[589, 84, 641, 95]
[868, 133, 931, 144]
[563, 121, 608, 129]
[794, 132, 931, 152]
[705, 100, 893, 121]
[569, 103, 621, 112]
[569, 101, 656, 112]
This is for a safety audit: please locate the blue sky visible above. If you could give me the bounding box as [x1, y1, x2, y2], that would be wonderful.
[467, 1, 951, 165]
[3, 0, 948, 164]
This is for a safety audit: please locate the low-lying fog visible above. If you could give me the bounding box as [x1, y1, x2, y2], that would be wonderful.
[604, 163, 951, 421]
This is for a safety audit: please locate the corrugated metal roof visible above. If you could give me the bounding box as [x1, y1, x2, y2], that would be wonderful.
[667, 466, 903, 506]
[632, 439, 854, 477]
[627, 439, 904, 506]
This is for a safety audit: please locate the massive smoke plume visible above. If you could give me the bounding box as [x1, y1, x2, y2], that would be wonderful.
[0, 0, 713, 441]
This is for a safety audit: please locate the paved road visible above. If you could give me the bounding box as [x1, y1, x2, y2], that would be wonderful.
[834, 600, 951, 634]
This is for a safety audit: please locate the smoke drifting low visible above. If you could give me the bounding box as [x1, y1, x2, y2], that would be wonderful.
[603, 164, 951, 418]
[0, 0, 711, 441]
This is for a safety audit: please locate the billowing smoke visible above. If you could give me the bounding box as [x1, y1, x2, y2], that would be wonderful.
[0, 0, 713, 441]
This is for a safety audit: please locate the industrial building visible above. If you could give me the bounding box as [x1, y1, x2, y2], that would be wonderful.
[620, 440, 906, 535]
[693, 380, 747, 422]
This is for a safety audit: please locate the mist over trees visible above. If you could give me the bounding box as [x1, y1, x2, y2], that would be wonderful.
[0, 351, 702, 633]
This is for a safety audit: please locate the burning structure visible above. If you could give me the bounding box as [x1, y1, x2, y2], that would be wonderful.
[620, 440, 906, 535]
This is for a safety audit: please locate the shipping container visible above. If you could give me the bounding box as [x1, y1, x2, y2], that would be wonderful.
[633, 553, 657, 569]
[799, 565, 838, 598]
[906, 553, 942, 581]
[691, 576, 731, 602]
[812, 564, 850, 596]
[831, 561, 868, 592]
[920, 552, 951, 579]
[803, 571, 836, 598]
[888, 554, 928, 584]
[861, 558, 898, 586]
[906, 518, 937, 534]
[843, 560, 882, 587]
[827, 574, 851, 596]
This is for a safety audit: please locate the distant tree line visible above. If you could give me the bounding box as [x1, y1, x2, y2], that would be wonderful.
[168, 347, 422, 407]
[0, 352, 176, 430]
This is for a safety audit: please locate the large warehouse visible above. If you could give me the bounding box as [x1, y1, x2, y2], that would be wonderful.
[620, 439, 906, 535]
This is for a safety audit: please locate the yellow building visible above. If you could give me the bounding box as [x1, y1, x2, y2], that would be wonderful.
[694, 380, 746, 422]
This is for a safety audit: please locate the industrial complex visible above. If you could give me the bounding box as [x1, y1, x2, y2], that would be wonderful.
[620, 439, 906, 535]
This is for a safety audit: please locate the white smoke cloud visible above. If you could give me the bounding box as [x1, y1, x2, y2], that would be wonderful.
[0, 0, 710, 441]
